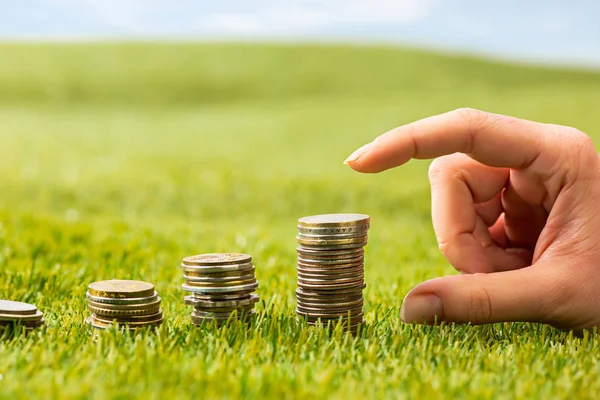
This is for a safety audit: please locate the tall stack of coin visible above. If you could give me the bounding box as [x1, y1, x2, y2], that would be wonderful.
[296, 213, 369, 334]
[0, 300, 45, 331]
[181, 253, 259, 327]
[85, 280, 164, 331]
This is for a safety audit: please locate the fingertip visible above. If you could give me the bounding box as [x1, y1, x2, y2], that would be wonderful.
[343, 143, 373, 164]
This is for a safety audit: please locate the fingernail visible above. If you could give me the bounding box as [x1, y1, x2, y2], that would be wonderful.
[400, 294, 443, 324]
[343, 142, 372, 164]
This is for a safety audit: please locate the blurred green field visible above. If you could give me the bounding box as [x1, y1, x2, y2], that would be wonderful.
[0, 43, 600, 400]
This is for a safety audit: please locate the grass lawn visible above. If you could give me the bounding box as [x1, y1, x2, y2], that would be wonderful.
[1, 42, 600, 399]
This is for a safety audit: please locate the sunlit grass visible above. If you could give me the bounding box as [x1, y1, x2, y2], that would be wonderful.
[0, 43, 599, 399]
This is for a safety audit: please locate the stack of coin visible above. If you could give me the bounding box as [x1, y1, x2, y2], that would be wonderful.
[85, 280, 164, 331]
[182, 253, 259, 327]
[296, 213, 370, 334]
[0, 300, 45, 331]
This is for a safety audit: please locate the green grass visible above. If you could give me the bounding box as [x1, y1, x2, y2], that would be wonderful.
[0, 42, 600, 400]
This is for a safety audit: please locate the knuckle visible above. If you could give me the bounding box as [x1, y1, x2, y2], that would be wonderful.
[428, 154, 468, 182]
[454, 107, 490, 129]
[556, 126, 598, 173]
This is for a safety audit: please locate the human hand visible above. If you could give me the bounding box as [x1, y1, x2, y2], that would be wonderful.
[344, 108, 600, 331]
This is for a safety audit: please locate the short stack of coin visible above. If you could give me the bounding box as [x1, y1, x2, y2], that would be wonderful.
[85, 280, 164, 331]
[182, 253, 259, 327]
[296, 213, 369, 334]
[0, 300, 45, 331]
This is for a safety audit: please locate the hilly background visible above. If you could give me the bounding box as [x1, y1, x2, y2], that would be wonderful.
[0, 43, 599, 399]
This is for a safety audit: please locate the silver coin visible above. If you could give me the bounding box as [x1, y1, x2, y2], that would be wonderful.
[192, 309, 253, 318]
[191, 310, 255, 324]
[297, 265, 364, 274]
[193, 305, 255, 314]
[297, 265, 364, 275]
[183, 267, 255, 278]
[297, 255, 364, 265]
[296, 287, 366, 298]
[298, 275, 364, 285]
[182, 262, 254, 274]
[296, 295, 363, 305]
[0, 300, 38, 316]
[297, 280, 366, 291]
[297, 272, 364, 282]
[185, 294, 259, 308]
[183, 273, 256, 283]
[296, 298, 363, 309]
[297, 305, 363, 315]
[296, 231, 368, 241]
[307, 319, 365, 329]
[192, 292, 255, 301]
[298, 213, 370, 228]
[297, 247, 364, 258]
[302, 311, 364, 321]
[86, 291, 159, 305]
[182, 282, 258, 294]
[298, 242, 367, 251]
[297, 224, 369, 236]
[183, 278, 257, 288]
[296, 235, 367, 246]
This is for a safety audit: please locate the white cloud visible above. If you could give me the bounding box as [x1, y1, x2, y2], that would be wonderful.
[199, 0, 436, 35]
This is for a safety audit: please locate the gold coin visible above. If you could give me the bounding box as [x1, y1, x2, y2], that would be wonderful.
[0, 318, 45, 328]
[88, 280, 155, 299]
[88, 305, 161, 317]
[182, 253, 251, 266]
[298, 213, 370, 228]
[93, 311, 164, 324]
[182, 266, 255, 278]
[88, 316, 163, 329]
[86, 292, 159, 305]
[87, 297, 161, 311]
[182, 262, 254, 274]
[0, 310, 43, 322]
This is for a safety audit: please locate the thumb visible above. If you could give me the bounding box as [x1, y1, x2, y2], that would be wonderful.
[400, 267, 559, 325]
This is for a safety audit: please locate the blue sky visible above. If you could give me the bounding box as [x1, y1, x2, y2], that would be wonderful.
[1, 0, 599, 67]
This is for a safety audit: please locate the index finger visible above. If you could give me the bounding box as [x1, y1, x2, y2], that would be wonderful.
[345, 108, 549, 173]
